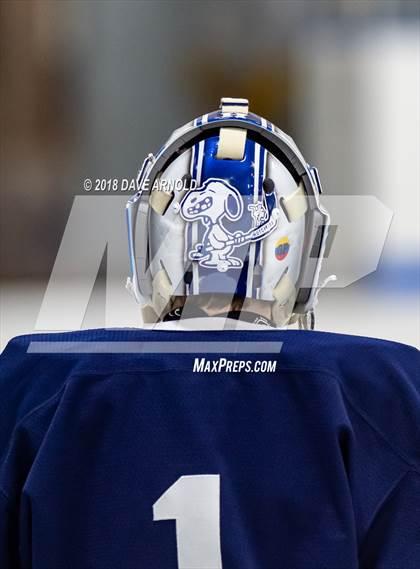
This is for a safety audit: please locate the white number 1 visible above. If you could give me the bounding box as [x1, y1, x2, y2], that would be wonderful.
[153, 475, 223, 569]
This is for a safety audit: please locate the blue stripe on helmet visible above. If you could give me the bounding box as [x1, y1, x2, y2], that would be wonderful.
[190, 134, 258, 298]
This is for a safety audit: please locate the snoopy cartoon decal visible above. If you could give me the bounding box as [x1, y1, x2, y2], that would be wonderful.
[180, 178, 279, 273]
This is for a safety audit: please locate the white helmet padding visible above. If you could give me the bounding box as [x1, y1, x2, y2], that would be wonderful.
[127, 99, 329, 326]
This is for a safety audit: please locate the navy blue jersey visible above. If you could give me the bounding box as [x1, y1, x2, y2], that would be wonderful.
[0, 328, 419, 568]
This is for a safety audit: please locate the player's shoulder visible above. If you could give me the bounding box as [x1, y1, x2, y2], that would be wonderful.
[280, 328, 419, 370]
[1, 328, 133, 353]
[284, 330, 419, 468]
[0, 329, 134, 455]
[279, 329, 419, 407]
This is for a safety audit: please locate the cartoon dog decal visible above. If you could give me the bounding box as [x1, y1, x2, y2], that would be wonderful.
[180, 178, 279, 272]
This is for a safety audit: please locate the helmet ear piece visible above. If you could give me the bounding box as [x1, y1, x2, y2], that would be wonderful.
[226, 190, 242, 221]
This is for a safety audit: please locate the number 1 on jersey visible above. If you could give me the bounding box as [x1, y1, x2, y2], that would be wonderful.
[153, 475, 223, 569]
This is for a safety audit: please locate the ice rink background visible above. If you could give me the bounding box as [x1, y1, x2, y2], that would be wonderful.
[1, 1, 419, 350]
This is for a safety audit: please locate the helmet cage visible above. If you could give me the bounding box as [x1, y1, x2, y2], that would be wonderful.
[127, 109, 329, 322]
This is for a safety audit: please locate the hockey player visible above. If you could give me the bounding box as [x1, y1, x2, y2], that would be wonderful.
[0, 99, 419, 568]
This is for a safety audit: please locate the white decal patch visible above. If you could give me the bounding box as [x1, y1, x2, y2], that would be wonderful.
[179, 178, 278, 272]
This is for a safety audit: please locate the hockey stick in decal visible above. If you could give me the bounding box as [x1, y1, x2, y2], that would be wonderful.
[206, 208, 280, 252]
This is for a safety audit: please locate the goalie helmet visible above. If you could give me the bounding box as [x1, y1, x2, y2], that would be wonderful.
[126, 98, 329, 328]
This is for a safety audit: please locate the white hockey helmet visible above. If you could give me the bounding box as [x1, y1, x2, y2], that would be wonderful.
[127, 98, 329, 328]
